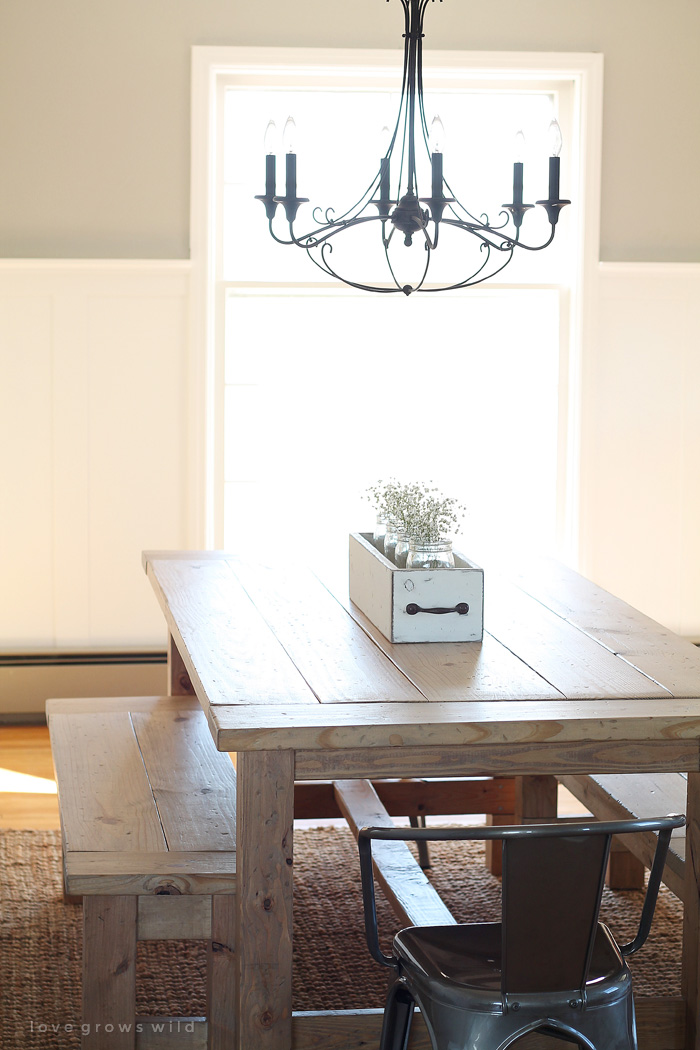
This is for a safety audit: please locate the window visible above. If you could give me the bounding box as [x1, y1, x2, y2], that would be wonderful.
[192, 47, 603, 564]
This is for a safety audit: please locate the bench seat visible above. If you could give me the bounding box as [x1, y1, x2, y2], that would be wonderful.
[558, 772, 686, 900]
[47, 695, 237, 1050]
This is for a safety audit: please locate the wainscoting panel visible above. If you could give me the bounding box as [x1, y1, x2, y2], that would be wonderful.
[582, 263, 700, 639]
[0, 262, 192, 666]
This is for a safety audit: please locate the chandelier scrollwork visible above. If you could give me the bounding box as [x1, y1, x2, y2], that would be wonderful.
[255, 0, 570, 295]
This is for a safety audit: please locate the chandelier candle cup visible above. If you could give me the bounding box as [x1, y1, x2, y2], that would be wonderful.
[255, 0, 571, 294]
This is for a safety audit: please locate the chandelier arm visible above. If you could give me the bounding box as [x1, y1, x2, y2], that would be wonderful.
[311, 241, 402, 293]
[439, 217, 519, 252]
[441, 178, 502, 228]
[418, 243, 519, 292]
[383, 240, 404, 291]
[412, 232, 432, 291]
[287, 213, 389, 250]
[507, 225, 557, 251]
[308, 169, 384, 229]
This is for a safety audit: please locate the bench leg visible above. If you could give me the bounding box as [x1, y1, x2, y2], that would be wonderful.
[82, 895, 137, 1050]
[484, 814, 515, 876]
[208, 895, 237, 1049]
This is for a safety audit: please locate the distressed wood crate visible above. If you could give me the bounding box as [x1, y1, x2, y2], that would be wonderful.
[348, 532, 484, 643]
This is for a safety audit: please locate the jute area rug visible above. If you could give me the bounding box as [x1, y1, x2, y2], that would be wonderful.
[0, 827, 682, 1050]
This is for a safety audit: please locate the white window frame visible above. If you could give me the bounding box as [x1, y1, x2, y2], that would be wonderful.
[190, 45, 603, 558]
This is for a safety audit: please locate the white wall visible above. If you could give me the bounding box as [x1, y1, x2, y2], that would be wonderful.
[0, 261, 192, 650]
[581, 263, 700, 639]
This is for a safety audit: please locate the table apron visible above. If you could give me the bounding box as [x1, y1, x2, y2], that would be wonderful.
[292, 739, 700, 780]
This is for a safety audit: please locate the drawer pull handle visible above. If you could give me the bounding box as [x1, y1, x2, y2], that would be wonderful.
[406, 602, 470, 616]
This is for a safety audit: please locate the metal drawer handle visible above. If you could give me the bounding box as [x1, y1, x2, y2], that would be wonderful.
[405, 602, 470, 616]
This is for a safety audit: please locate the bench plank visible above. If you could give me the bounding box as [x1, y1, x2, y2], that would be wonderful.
[131, 705, 237, 851]
[334, 779, 455, 929]
[50, 710, 166, 853]
[559, 772, 686, 900]
[65, 850, 238, 896]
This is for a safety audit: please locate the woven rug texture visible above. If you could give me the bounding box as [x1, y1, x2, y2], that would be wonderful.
[0, 827, 683, 1049]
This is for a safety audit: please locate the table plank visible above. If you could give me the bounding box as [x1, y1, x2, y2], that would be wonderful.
[509, 557, 700, 697]
[207, 697, 700, 752]
[146, 558, 319, 706]
[483, 576, 672, 699]
[228, 559, 426, 705]
[294, 739, 700, 781]
[322, 575, 566, 704]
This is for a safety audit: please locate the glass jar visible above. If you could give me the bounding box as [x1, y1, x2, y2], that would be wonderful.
[394, 530, 410, 568]
[383, 521, 400, 563]
[406, 539, 455, 570]
[372, 516, 387, 552]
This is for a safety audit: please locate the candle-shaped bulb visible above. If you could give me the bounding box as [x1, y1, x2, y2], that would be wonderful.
[548, 118, 563, 157]
[430, 115, 445, 154]
[514, 129, 526, 162]
[264, 120, 277, 155]
[379, 125, 391, 157]
[283, 116, 297, 154]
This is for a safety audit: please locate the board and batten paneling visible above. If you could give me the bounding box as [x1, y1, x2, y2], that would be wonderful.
[0, 261, 192, 652]
[1, 257, 699, 665]
[581, 262, 700, 640]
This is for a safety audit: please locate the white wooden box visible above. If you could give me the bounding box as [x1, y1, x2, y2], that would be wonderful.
[348, 532, 484, 643]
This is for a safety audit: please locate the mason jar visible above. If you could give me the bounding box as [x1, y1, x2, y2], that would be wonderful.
[372, 516, 387, 552]
[406, 539, 455, 570]
[394, 530, 410, 568]
[383, 521, 400, 563]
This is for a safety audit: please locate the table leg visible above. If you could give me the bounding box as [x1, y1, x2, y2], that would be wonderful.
[514, 774, 558, 823]
[683, 770, 700, 1049]
[167, 633, 195, 695]
[235, 749, 295, 1050]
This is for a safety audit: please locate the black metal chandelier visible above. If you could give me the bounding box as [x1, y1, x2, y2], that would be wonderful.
[255, 0, 570, 295]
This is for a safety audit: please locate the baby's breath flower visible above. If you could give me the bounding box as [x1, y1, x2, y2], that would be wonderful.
[365, 480, 465, 543]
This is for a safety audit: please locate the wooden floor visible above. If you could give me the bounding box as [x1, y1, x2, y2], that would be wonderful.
[0, 725, 587, 830]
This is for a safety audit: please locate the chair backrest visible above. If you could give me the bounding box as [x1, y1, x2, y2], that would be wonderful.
[501, 831, 609, 993]
[357, 814, 684, 998]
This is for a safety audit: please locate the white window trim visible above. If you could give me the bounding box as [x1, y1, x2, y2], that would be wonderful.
[190, 45, 603, 557]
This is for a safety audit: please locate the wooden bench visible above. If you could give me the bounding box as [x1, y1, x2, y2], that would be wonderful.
[47, 695, 237, 1050]
[558, 773, 686, 900]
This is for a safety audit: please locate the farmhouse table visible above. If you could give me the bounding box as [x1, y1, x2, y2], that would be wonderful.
[143, 549, 700, 1050]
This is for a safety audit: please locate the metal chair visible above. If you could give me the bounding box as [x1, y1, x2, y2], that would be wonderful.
[358, 814, 684, 1050]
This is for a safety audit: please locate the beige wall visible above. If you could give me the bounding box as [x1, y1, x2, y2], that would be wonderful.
[1, 0, 698, 261]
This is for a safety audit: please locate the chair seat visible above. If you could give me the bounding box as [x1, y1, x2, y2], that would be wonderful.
[394, 921, 627, 1011]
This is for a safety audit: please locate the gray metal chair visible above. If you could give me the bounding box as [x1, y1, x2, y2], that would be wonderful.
[358, 814, 684, 1050]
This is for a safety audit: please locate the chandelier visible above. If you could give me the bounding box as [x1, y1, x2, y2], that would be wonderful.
[255, 0, 570, 295]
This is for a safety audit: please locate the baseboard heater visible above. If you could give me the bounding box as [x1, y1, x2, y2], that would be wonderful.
[0, 651, 167, 722]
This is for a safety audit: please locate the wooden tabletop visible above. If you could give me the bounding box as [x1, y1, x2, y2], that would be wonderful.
[143, 550, 700, 769]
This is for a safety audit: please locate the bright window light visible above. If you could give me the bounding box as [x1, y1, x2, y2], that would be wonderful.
[220, 78, 570, 566]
